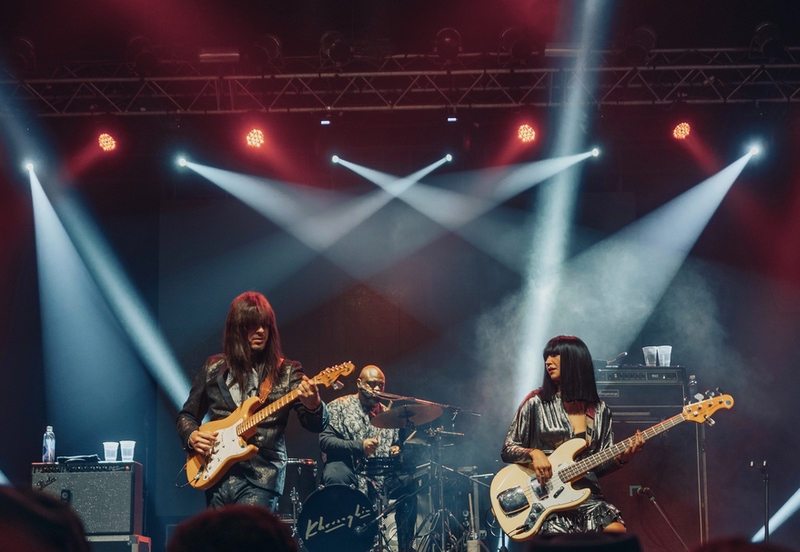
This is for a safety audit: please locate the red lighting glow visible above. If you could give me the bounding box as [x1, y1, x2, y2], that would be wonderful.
[246, 128, 265, 148]
[673, 122, 691, 140]
[517, 124, 536, 143]
[98, 133, 116, 152]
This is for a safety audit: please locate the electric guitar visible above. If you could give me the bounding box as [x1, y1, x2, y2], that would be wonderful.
[490, 394, 734, 541]
[186, 361, 354, 490]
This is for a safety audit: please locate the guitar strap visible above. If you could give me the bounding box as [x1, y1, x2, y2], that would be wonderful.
[585, 403, 597, 443]
[257, 358, 284, 402]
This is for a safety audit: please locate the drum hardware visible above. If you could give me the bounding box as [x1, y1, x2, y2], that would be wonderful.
[277, 458, 317, 533]
[297, 485, 378, 552]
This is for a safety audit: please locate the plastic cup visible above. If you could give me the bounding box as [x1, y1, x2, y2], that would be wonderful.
[642, 346, 658, 367]
[103, 442, 119, 462]
[657, 345, 672, 367]
[119, 440, 136, 462]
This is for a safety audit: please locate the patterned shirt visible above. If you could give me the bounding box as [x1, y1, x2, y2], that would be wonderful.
[319, 394, 399, 496]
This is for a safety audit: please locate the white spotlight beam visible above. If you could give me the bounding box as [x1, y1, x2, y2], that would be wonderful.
[547, 153, 752, 357]
[517, 0, 633, 397]
[187, 162, 397, 252]
[753, 487, 800, 542]
[30, 172, 190, 409]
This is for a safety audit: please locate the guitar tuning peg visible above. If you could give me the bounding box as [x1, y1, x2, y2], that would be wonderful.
[705, 417, 715, 426]
[332, 380, 344, 391]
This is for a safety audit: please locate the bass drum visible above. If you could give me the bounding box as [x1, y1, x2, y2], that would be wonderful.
[297, 485, 377, 552]
[277, 458, 318, 521]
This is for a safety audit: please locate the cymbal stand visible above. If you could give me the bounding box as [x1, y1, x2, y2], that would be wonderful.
[415, 428, 464, 552]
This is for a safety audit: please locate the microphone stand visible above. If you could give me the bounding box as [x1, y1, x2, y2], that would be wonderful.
[638, 488, 690, 552]
[750, 460, 769, 543]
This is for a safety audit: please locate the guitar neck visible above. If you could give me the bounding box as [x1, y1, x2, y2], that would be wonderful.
[237, 388, 300, 436]
[558, 411, 686, 482]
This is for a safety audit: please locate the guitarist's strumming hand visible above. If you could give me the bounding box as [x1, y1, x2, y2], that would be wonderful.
[615, 430, 645, 464]
[529, 448, 552, 485]
[296, 374, 322, 411]
[189, 429, 219, 457]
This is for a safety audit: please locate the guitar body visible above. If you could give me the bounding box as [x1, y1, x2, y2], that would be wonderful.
[490, 438, 592, 541]
[184, 362, 354, 490]
[186, 396, 263, 490]
[490, 394, 734, 541]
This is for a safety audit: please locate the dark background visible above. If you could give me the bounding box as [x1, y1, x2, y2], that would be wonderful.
[2, 1, 800, 551]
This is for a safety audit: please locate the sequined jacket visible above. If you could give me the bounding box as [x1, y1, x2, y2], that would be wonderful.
[501, 389, 621, 494]
[177, 355, 329, 494]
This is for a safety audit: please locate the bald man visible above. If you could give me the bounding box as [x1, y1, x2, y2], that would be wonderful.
[319, 365, 417, 551]
[319, 365, 400, 491]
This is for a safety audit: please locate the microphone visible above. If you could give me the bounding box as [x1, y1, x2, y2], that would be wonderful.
[607, 351, 628, 365]
[357, 382, 375, 398]
[372, 390, 405, 401]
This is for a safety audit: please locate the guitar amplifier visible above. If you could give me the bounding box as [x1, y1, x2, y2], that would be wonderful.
[31, 462, 143, 535]
[594, 366, 686, 423]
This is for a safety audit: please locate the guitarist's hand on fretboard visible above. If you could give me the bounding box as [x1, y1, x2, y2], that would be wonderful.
[189, 429, 218, 456]
[296, 374, 322, 410]
[616, 430, 645, 464]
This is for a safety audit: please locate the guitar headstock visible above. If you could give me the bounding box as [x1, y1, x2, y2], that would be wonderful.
[682, 394, 734, 423]
[315, 362, 355, 388]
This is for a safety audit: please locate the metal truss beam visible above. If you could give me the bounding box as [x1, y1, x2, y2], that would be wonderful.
[2, 48, 800, 118]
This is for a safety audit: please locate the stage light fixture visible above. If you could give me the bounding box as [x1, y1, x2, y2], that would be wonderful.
[126, 36, 159, 76]
[624, 26, 657, 65]
[25, 162, 34, 171]
[673, 122, 691, 140]
[246, 34, 283, 69]
[517, 123, 536, 143]
[246, 128, 265, 148]
[331, 155, 340, 164]
[434, 27, 462, 63]
[320, 119, 331, 126]
[10, 36, 36, 77]
[320, 31, 352, 65]
[97, 133, 117, 152]
[199, 46, 241, 64]
[748, 144, 762, 156]
[591, 148, 600, 157]
[445, 154, 453, 162]
[177, 157, 188, 167]
[752, 22, 784, 60]
[447, 116, 458, 123]
[500, 27, 535, 63]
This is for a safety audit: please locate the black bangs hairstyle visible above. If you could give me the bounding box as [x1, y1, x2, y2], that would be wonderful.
[540, 335, 600, 404]
[223, 292, 284, 392]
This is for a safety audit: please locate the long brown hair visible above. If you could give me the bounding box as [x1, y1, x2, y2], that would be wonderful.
[223, 292, 283, 394]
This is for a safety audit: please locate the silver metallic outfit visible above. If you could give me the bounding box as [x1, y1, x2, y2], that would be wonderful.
[501, 390, 625, 534]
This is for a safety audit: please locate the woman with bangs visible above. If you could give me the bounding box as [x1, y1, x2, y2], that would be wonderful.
[501, 335, 644, 535]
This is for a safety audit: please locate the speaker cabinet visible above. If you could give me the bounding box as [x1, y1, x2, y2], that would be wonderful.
[31, 462, 143, 535]
[595, 366, 686, 423]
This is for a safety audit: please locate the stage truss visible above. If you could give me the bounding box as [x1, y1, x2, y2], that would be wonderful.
[2, 47, 800, 118]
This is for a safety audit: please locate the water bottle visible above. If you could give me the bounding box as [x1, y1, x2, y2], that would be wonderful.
[42, 426, 56, 464]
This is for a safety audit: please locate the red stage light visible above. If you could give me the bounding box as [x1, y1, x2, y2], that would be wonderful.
[673, 122, 691, 140]
[98, 133, 116, 152]
[517, 124, 536, 143]
[246, 128, 265, 148]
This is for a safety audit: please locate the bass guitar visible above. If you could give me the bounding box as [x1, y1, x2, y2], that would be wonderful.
[186, 361, 354, 490]
[490, 393, 734, 541]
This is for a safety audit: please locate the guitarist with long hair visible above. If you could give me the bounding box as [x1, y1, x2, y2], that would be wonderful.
[500, 335, 644, 536]
[177, 291, 328, 509]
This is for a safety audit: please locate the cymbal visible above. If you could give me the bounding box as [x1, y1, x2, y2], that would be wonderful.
[370, 404, 443, 429]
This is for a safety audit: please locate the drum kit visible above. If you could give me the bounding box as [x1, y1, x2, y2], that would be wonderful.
[288, 394, 487, 552]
